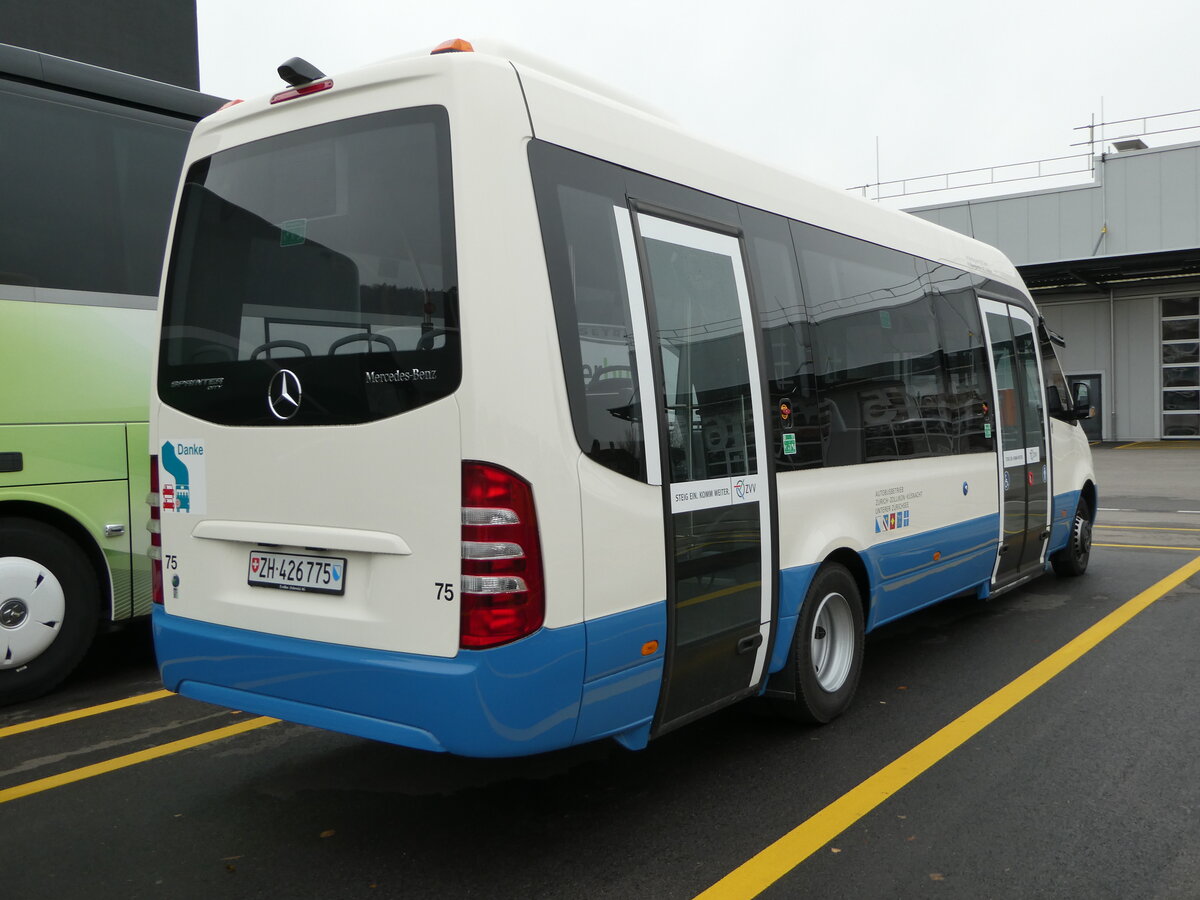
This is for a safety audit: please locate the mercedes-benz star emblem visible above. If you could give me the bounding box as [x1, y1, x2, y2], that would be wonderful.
[267, 368, 302, 420]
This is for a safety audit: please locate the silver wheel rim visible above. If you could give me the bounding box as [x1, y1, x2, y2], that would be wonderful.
[810, 591, 855, 693]
[0, 557, 65, 669]
[1075, 514, 1092, 558]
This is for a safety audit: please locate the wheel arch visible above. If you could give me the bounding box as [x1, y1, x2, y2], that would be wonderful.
[1080, 479, 1098, 521]
[0, 500, 113, 622]
[822, 546, 871, 623]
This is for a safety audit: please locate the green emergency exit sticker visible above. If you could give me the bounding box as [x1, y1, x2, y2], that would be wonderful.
[880, 309, 892, 329]
[782, 433, 797, 456]
[280, 219, 307, 247]
[984, 423, 992, 438]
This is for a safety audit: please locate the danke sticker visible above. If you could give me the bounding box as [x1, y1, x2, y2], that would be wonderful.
[160, 439, 207, 515]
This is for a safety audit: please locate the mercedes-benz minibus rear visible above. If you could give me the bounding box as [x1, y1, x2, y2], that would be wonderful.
[150, 44, 589, 756]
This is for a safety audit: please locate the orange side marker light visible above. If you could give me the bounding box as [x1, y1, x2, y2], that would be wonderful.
[641, 641, 659, 656]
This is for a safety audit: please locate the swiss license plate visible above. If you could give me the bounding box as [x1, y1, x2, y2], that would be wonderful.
[247, 551, 346, 595]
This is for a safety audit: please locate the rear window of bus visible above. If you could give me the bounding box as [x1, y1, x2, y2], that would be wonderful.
[159, 106, 459, 426]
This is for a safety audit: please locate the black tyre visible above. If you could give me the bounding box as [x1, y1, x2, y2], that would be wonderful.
[782, 563, 865, 724]
[0, 518, 101, 705]
[1051, 496, 1093, 578]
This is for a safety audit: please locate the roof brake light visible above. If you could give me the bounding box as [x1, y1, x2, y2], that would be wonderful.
[270, 78, 333, 105]
[271, 56, 332, 105]
[431, 38, 474, 55]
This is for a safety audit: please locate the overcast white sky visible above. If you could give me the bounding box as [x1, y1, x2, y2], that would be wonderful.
[197, 0, 1200, 207]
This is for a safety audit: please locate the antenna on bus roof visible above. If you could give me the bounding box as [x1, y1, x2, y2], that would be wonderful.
[278, 57, 325, 87]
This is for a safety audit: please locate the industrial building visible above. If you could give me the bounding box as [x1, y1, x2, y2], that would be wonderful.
[905, 130, 1200, 442]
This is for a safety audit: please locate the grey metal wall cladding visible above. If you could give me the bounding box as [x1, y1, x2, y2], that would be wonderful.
[909, 142, 1200, 267]
[1115, 297, 1161, 440]
[1040, 301, 1111, 439]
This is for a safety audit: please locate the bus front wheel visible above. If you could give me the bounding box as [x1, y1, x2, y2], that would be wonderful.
[784, 563, 865, 724]
[0, 518, 101, 706]
[1051, 497, 1093, 578]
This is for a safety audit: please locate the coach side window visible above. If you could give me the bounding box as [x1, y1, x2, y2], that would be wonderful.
[740, 207, 821, 470]
[0, 81, 192, 297]
[529, 143, 646, 480]
[792, 223, 951, 465]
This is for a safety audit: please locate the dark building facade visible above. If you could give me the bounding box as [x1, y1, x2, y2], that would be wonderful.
[0, 0, 199, 88]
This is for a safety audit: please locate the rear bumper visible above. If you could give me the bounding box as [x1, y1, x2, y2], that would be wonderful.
[153, 607, 589, 757]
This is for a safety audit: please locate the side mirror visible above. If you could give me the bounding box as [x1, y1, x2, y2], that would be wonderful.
[1071, 382, 1092, 419]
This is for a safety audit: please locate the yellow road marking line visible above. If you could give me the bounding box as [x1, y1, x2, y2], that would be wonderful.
[1095, 543, 1200, 551]
[1115, 441, 1200, 450]
[694, 555, 1200, 900]
[1096, 524, 1200, 533]
[0, 715, 278, 804]
[0, 689, 174, 740]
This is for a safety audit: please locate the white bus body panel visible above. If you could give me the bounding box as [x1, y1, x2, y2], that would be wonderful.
[776, 454, 1000, 575]
[153, 53, 588, 655]
[156, 400, 462, 655]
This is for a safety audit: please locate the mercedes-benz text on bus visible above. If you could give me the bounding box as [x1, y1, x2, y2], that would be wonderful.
[150, 40, 1096, 756]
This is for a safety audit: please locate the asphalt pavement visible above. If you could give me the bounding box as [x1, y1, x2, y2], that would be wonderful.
[2, 441, 1198, 899]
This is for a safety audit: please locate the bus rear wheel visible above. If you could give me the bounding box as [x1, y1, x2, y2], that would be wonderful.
[784, 563, 865, 724]
[0, 518, 101, 706]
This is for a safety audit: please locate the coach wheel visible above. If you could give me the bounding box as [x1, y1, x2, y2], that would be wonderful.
[0, 518, 101, 706]
[1051, 496, 1093, 578]
[787, 562, 865, 724]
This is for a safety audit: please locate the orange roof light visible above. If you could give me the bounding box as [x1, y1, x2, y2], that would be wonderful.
[431, 38, 474, 55]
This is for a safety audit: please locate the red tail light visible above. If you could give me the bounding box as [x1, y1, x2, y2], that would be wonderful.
[460, 462, 544, 648]
[148, 455, 164, 605]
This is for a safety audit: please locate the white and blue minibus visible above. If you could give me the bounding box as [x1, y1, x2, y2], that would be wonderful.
[149, 39, 1096, 757]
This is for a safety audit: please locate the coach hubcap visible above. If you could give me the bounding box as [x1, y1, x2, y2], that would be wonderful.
[0, 558, 65, 669]
[1, 598, 28, 628]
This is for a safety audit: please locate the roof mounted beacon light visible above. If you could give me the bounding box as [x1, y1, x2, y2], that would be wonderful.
[431, 38, 475, 55]
[271, 57, 333, 104]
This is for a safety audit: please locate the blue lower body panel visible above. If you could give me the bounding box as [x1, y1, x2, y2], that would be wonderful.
[154, 603, 666, 758]
[155, 608, 589, 757]
[866, 513, 999, 628]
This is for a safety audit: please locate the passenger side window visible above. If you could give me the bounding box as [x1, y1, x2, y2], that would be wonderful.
[741, 207, 821, 470]
[529, 144, 646, 480]
[929, 265, 995, 452]
[792, 223, 951, 465]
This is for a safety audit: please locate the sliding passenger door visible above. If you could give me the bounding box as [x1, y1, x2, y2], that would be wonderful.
[978, 298, 1051, 586]
[615, 209, 774, 733]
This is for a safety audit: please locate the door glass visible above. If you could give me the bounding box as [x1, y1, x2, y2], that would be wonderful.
[639, 217, 769, 723]
[984, 310, 1027, 580]
[1011, 314, 1049, 568]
